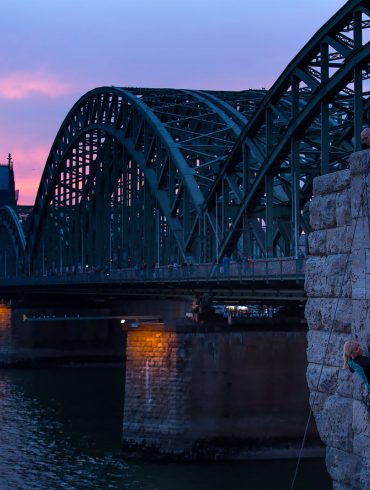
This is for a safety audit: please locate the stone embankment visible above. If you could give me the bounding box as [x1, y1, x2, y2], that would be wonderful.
[305, 150, 370, 489]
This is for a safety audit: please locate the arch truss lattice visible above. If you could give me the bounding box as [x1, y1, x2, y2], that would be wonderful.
[3, 0, 370, 277]
[0, 206, 26, 277]
[26, 88, 265, 273]
[202, 0, 370, 261]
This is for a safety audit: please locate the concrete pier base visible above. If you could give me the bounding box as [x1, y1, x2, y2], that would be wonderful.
[122, 323, 319, 459]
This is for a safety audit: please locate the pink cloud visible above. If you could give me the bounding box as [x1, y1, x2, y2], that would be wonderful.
[0, 70, 73, 99]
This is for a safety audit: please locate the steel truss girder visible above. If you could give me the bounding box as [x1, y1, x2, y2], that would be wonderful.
[7, 1, 369, 275]
[0, 205, 26, 276]
[25, 87, 265, 272]
[204, 0, 370, 261]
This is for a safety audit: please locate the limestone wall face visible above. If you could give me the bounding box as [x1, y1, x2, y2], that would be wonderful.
[305, 150, 370, 489]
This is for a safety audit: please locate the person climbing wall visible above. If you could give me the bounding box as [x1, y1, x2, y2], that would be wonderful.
[343, 340, 370, 410]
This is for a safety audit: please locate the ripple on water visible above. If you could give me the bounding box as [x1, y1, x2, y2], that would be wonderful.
[0, 367, 331, 490]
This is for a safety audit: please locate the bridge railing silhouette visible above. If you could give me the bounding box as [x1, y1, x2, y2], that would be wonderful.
[0, 257, 305, 285]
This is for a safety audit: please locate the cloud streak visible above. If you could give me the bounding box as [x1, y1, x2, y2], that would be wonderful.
[0, 70, 73, 99]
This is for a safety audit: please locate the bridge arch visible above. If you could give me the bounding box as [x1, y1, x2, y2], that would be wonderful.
[0, 206, 26, 277]
[17, 2, 370, 274]
[200, 0, 370, 261]
[26, 87, 265, 273]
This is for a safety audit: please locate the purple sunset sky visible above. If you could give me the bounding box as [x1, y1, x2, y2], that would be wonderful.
[0, 0, 346, 204]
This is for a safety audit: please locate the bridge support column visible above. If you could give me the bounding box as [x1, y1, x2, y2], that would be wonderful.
[305, 150, 370, 489]
[122, 322, 316, 459]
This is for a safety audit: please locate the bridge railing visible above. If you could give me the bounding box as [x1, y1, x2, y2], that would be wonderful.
[0, 257, 305, 285]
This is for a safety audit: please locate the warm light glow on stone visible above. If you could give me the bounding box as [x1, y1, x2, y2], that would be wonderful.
[0, 304, 11, 328]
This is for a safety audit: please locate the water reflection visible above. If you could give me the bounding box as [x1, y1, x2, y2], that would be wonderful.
[0, 303, 12, 363]
[0, 367, 331, 490]
[0, 303, 11, 324]
[0, 368, 128, 489]
[0, 303, 330, 489]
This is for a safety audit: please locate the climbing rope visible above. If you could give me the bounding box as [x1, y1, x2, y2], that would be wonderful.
[290, 163, 370, 490]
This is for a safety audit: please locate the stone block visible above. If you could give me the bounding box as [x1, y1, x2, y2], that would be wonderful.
[366, 272, 370, 301]
[359, 459, 370, 490]
[308, 229, 327, 256]
[333, 482, 357, 490]
[350, 176, 370, 220]
[305, 298, 324, 330]
[365, 253, 370, 300]
[306, 363, 338, 394]
[304, 256, 326, 297]
[353, 378, 369, 402]
[309, 196, 323, 231]
[352, 299, 369, 337]
[352, 400, 369, 435]
[310, 194, 337, 230]
[332, 299, 353, 333]
[327, 254, 351, 298]
[337, 368, 354, 398]
[326, 447, 362, 486]
[326, 226, 352, 255]
[305, 298, 352, 333]
[316, 396, 353, 450]
[309, 389, 329, 415]
[352, 250, 366, 300]
[313, 169, 350, 196]
[306, 330, 328, 364]
[305, 257, 330, 298]
[352, 219, 370, 253]
[336, 188, 352, 226]
[353, 433, 370, 457]
[349, 150, 369, 177]
[307, 330, 348, 367]
[305, 255, 350, 298]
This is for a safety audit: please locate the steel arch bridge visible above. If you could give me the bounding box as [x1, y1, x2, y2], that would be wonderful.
[0, 206, 26, 276]
[205, 0, 370, 260]
[1, 0, 369, 278]
[26, 87, 266, 275]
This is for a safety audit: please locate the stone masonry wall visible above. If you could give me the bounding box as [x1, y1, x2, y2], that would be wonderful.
[122, 324, 314, 459]
[305, 150, 370, 489]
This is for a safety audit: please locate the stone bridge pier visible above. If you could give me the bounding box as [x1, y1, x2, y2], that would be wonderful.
[122, 323, 315, 460]
[305, 150, 370, 489]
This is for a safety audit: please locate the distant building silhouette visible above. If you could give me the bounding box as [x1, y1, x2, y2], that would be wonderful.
[0, 154, 18, 209]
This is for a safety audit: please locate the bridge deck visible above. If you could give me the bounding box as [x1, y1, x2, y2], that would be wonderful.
[0, 258, 305, 302]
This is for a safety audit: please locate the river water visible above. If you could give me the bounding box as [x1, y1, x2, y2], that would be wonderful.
[0, 305, 331, 489]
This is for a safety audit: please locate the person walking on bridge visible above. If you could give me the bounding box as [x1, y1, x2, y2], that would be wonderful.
[343, 340, 370, 410]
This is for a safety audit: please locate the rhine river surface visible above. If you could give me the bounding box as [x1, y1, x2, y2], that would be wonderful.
[0, 305, 331, 489]
[0, 368, 331, 490]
